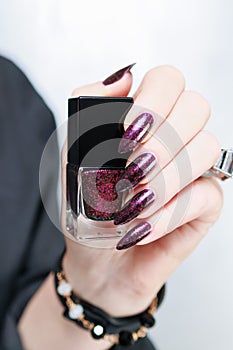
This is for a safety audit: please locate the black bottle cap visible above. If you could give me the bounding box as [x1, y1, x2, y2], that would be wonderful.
[68, 96, 134, 169]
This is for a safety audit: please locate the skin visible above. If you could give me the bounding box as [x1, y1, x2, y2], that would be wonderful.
[19, 66, 223, 350]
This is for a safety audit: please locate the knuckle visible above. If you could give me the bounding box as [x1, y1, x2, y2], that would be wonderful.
[182, 91, 211, 121]
[196, 177, 224, 221]
[202, 130, 221, 163]
[144, 65, 185, 88]
[193, 179, 212, 212]
[157, 65, 185, 81]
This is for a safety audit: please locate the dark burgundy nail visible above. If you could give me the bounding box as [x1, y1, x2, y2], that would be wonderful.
[118, 113, 154, 154]
[114, 189, 155, 225]
[116, 153, 157, 192]
[116, 222, 152, 250]
[102, 63, 136, 86]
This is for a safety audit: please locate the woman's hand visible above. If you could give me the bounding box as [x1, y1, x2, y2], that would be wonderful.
[62, 65, 223, 317]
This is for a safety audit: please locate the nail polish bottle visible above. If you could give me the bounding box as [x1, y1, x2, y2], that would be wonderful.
[66, 96, 133, 248]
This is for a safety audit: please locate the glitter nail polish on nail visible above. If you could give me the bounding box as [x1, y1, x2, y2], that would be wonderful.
[102, 63, 136, 86]
[116, 153, 157, 192]
[118, 113, 154, 154]
[66, 96, 134, 246]
[116, 222, 152, 250]
[114, 189, 156, 226]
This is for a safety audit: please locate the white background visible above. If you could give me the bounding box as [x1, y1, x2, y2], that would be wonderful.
[1, 0, 233, 349]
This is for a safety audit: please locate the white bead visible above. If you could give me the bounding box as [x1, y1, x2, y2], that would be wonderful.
[93, 325, 104, 336]
[68, 304, 84, 319]
[57, 282, 72, 296]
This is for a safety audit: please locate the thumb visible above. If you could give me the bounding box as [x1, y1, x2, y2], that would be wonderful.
[71, 63, 135, 98]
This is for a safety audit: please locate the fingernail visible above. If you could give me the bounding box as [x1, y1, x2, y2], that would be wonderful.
[102, 63, 136, 86]
[118, 113, 154, 154]
[116, 222, 152, 250]
[114, 189, 155, 225]
[116, 153, 157, 192]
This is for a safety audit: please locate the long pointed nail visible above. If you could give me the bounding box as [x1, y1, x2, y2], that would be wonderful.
[116, 153, 157, 192]
[116, 222, 152, 250]
[118, 113, 154, 154]
[102, 63, 136, 85]
[114, 189, 155, 225]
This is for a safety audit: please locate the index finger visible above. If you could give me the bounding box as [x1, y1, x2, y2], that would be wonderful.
[121, 65, 185, 150]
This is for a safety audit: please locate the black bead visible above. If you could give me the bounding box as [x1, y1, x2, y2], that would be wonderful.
[119, 331, 134, 346]
[91, 324, 106, 339]
[140, 312, 155, 328]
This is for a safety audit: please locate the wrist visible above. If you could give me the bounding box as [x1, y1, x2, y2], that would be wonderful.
[63, 240, 156, 317]
[54, 266, 158, 348]
[63, 240, 112, 305]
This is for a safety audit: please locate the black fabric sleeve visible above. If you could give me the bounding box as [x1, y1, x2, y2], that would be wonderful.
[0, 56, 65, 349]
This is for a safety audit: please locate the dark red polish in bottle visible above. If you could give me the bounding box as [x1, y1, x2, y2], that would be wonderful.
[66, 96, 133, 245]
[81, 168, 125, 221]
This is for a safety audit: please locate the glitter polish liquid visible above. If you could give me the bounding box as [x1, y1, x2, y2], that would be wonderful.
[66, 96, 133, 248]
[80, 168, 125, 221]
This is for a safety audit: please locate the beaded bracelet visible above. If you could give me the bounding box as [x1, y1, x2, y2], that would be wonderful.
[54, 268, 158, 347]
